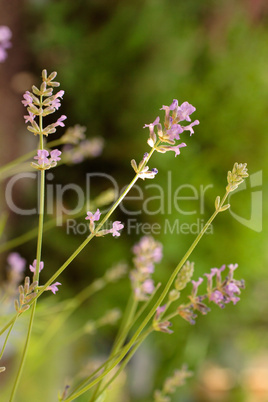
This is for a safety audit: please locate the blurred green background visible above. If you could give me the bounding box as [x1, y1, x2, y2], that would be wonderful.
[0, 0, 267, 401]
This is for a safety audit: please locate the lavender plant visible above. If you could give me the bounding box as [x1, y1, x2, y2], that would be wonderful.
[0, 63, 249, 402]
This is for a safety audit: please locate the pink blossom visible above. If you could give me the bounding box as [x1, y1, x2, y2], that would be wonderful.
[50, 149, 62, 162]
[85, 209, 101, 222]
[176, 101, 196, 122]
[46, 282, 61, 294]
[22, 91, 34, 107]
[34, 149, 49, 165]
[110, 221, 124, 237]
[55, 115, 67, 127]
[29, 259, 44, 274]
[24, 111, 36, 124]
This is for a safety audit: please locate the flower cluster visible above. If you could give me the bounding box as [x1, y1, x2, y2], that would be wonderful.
[131, 153, 158, 180]
[29, 259, 61, 295]
[22, 69, 67, 136]
[130, 236, 163, 301]
[85, 209, 124, 237]
[32, 149, 62, 170]
[0, 26, 12, 62]
[178, 264, 245, 325]
[15, 276, 38, 314]
[63, 138, 104, 164]
[144, 99, 199, 156]
[153, 261, 194, 333]
[226, 162, 249, 192]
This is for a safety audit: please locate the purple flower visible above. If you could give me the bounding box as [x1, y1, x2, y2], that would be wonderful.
[210, 290, 225, 307]
[154, 320, 173, 334]
[24, 111, 36, 124]
[22, 91, 34, 107]
[85, 209, 101, 222]
[138, 166, 158, 180]
[7, 252, 26, 273]
[191, 277, 203, 296]
[228, 263, 238, 280]
[211, 265, 226, 285]
[110, 221, 124, 237]
[155, 305, 166, 320]
[56, 90, 64, 99]
[29, 259, 44, 274]
[176, 102, 196, 122]
[170, 143, 187, 157]
[182, 120, 200, 136]
[131, 236, 163, 301]
[0, 26, 12, 62]
[143, 116, 160, 132]
[177, 305, 197, 325]
[34, 149, 49, 166]
[50, 149, 62, 162]
[141, 278, 155, 294]
[46, 282, 61, 294]
[50, 98, 61, 110]
[55, 115, 67, 127]
[160, 100, 178, 122]
[166, 123, 184, 140]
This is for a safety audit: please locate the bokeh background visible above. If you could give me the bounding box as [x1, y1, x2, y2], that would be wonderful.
[0, 0, 267, 401]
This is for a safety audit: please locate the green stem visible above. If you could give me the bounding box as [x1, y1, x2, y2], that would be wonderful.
[89, 295, 138, 402]
[0, 315, 19, 336]
[0, 314, 18, 360]
[27, 147, 158, 306]
[0, 189, 112, 254]
[9, 304, 36, 401]
[0, 138, 63, 180]
[10, 107, 46, 401]
[0, 138, 61, 172]
[64, 191, 229, 401]
[94, 329, 151, 401]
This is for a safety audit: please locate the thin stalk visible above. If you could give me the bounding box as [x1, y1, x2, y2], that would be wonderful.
[9, 107, 46, 401]
[93, 329, 151, 401]
[27, 146, 159, 306]
[64, 191, 229, 401]
[0, 138, 63, 178]
[89, 295, 138, 402]
[0, 314, 18, 360]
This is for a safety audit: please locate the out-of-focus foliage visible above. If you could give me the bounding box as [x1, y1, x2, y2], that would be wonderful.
[1, 0, 268, 401]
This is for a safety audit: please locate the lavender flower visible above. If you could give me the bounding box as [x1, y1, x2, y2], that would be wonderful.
[61, 125, 86, 145]
[50, 149, 62, 162]
[22, 91, 34, 107]
[29, 259, 44, 274]
[0, 26, 12, 62]
[144, 99, 199, 157]
[62, 138, 104, 164]
[110, 221, 124, 237]
[131, 153, 158, 180]
[85, 209, 101, 223]
[46, 282, 61, 294]
[178, 263, 245, 324]
[55, 115, 67, 127]
[22, 70, 67, 137]
[32, 149, 62, 170]
[130, 236, 163, 301]
[138, 166, 158, 180]
[34, 149, 50, 166]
